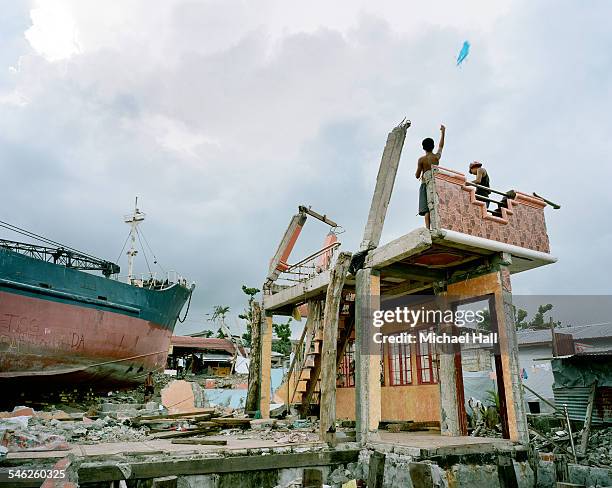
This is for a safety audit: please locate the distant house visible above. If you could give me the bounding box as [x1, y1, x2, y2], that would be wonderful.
[550, 351, 612, 424]
[169, 336, 246, 376]
[517, 323, 612, 413]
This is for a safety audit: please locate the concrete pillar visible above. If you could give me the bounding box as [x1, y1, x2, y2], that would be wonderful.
[437, 323, 462, 436]
[446, 263, 529, 443]
[495, 266, 529, 443]
[260, 311, 273, 419]
[355, 267, 381, 443]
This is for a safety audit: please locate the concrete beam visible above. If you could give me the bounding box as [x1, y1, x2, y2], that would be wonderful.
[382, 263, 446, 282]
[78, 450, 360, 483]
[366, 228, 432, 270]
[263, 269, 331, 311]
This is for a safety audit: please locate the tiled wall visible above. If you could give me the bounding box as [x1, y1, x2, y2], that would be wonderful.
[433, 168, 550, 253]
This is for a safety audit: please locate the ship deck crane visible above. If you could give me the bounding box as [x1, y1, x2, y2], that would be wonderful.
[265, 205, 340, 287]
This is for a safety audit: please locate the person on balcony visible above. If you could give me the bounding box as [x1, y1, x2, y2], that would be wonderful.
[416, 124, 446, 229]
[469, 162, 491, 208]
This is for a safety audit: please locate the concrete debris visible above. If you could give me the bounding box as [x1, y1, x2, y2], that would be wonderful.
[530, 426, 612, 468]
[161, 380, 206, 414]
[585, 427, 612, 466]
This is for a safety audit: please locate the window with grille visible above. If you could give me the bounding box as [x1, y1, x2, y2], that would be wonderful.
[387, 337, 412, 386]
[337, 341, 355, 387]
[416, 330, 439, 384]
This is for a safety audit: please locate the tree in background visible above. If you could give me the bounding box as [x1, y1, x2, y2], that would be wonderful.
[199, 329, 214, 338]
[477, 305, 539, 331]
[526, 303, 562, 330]
[238, 285, 260, 346]
[208, 305, 230, 338]
[515, 307, 529, 330]
[272, 318, 292, 357]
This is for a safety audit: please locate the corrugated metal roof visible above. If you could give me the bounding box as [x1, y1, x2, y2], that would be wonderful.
[553, 387, 612, 425]
[517, 323, 612, 345]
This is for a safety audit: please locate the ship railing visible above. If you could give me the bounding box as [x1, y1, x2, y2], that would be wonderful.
[115, 271, 191, 289]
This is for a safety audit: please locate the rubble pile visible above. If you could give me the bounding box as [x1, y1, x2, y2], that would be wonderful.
[28, 416, 150, 444]
[0, 378, 323, 457]
[529, 425, 612, 468]
[585, 427, 612, 466]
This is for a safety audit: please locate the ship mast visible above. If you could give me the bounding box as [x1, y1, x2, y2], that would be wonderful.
[124, 197, 145, 284]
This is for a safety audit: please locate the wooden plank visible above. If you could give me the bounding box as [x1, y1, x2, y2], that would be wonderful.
[579, 381, 597, 456]
[171, 439, 227, 446]
[319, 252, 352, 445]
[133, 410, 215, 422]
[148, 426, 220, 439]
[360, 120, 410, 250]
[210, 417, 251, 428]
[245, 301, 262, 413]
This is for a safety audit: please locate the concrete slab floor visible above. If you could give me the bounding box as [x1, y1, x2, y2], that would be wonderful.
[376, 431, 515, 449]
[5, 435, 325, 461]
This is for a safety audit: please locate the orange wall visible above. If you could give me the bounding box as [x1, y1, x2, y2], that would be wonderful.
[336, 384, 440, 422]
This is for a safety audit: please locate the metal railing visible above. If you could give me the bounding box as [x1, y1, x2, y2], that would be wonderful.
[464, 181, 517, 215]
[115, 270, 191, 290]
[276, 241, 341, 286]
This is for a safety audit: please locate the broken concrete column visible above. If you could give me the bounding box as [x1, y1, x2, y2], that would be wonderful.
[355, 267, 381, 444]
[319, 252, 352, 445]
[360, 120, 410, 250]
[245, 301, 262, 413]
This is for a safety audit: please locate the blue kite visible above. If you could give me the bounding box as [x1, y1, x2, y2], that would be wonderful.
[456, 41, 470, 66]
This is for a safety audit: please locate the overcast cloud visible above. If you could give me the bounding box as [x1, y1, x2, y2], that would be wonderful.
[1, 0, 611, 335]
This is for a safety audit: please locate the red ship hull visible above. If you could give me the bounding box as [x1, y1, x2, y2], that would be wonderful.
[0, 290, 172, 390]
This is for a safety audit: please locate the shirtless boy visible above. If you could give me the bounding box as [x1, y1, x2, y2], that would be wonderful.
[415, 124, 445, 229]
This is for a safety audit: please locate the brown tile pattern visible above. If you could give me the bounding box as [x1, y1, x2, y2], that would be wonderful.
[434, 170, 550, 253]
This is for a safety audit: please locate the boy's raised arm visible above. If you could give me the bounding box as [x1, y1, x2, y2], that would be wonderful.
[436, 124, 446, 156]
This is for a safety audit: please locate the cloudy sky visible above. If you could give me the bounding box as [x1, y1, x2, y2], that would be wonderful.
[1, 0, 610, 335]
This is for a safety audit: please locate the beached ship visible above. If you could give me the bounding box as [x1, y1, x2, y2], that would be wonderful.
[0, 204, 193, 390]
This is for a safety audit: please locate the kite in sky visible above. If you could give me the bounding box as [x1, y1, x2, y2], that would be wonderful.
[456, 41, 470, 66]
